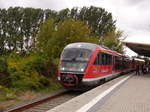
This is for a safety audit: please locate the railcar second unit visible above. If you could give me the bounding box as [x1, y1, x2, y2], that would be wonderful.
[58, 42, 133, 90]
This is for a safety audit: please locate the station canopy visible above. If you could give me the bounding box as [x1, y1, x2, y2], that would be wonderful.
[123, 42, 150, 57]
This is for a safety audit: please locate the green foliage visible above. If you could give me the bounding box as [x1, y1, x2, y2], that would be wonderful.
[0, 6, 117, 55]
[0, 55, 62, 103]
[0, 57, 7, 72]
[21, 56, 46, 73]
[77, 6, 116, 37]
[7, 55, 59, 91]
[0, 85, 17, 101]
[52, 19, 99, 57]
[36, 19, 99, 60]
[36, 19, 55, 54]
[10, 71, 49, 91]
[101, 30, 124, 53]
[0, 57, 10, 86]
[0, 7, 46, 54]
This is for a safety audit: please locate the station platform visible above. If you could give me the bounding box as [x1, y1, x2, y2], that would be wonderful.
[47, 73, 150, 112]
[96, 74, 150, 112]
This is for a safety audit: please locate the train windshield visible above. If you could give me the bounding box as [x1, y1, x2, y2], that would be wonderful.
[60, 48, 92, 72]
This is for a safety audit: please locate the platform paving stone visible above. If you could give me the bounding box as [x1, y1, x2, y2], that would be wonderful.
[97, 74, 150, 112]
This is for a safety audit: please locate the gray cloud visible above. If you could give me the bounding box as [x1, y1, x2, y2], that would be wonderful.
[106, 0, 150, 35]
[125, 0, 144, 6]
[0, 0, 69, 10]
[0, 0, 6, 8]
[22, 0, 68, 10]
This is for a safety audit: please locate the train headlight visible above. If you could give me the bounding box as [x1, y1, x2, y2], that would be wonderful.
[61, 67, 65, 71]
[80, 68, 84, 72]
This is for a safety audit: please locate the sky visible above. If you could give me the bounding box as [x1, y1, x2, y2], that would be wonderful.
[0, 0, 150, 56]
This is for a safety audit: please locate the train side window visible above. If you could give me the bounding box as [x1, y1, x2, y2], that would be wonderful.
[98, 53, 102, 65]
[106, 54, 112, 65]
[101, 53, 112, 65]
[94, 53, 101, 65]
[114, 56, 119, 70]
[108, 55, 112, 65]
[94, 55, 98, 65]
[94, 53, 112, 65]
[101, 53, 105, 65]
[114, 56, 123, 70]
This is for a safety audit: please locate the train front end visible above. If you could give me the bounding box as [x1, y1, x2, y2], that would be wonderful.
[58, 43, 94, 89]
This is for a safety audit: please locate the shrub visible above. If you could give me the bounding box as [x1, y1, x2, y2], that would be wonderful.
[10, 70, 52, 91]
[23, 56, 46, 73]
[0, 85, 17, 101]
[0, 57, 7, 73]
[0, 57, 10, 86]
[8, 55, 53, 91]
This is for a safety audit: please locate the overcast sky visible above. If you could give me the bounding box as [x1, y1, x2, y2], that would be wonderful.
[1, 0, 150, 56]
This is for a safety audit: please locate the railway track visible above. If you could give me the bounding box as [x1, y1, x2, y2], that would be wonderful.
[4, 90, 84, 112]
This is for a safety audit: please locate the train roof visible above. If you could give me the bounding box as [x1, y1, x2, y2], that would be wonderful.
[64, 42, 99, 50]
[64, 42, 123, 57]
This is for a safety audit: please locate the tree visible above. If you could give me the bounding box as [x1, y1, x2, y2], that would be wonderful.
[74, 6, 116, 38]
[36, 19, 55, 55]
[101, 30, 124, 53]
[0, 6, 120, 55]
[0, 9, 7, 54]
[44, 9, 57, 20]
[0, 57, 10, 86]
[36, 19, 99, 59]
[55, 6, 116, 39]
[21, 8, 44, 51]
[51, 19, 99, 58]
[56, 8, 70, 23]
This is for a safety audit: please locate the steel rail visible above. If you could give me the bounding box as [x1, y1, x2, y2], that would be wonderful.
[4, 90, 68, 112]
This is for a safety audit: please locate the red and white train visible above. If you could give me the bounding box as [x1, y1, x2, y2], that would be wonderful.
[58, 42, 135, 90]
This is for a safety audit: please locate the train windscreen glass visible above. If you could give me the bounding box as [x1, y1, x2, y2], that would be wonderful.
[60, 48, 92, 72]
